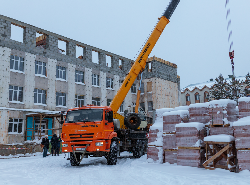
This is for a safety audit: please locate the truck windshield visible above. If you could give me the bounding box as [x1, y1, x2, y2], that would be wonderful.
[65, 109, 103, 123]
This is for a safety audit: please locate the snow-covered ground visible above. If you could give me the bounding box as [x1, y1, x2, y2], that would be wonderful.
[1, 152, 250, 185]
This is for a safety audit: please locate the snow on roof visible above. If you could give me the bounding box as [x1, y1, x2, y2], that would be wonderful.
[189, 102, 210, 108]
[232, 116, 250, 126]
[0, 107, 60, 114]
[209, 99, 236, 107]
[204, 134, 235, 142]
[238, 97, 250, 103]
[175, 122, 204, 130]
[163, 110, 189, 118]
[181, 76, 246, 92]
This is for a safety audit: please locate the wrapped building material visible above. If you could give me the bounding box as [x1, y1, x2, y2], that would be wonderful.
[232, 117, 250, 149]
[163, 110, 189, 133]
[176, 122, 205, 148]
[209, 99, 237, 126]
[238, 97, 250, 119]
[147, 108, 173, 163]
[164, 150, 177, 164]
[237, 150, 250, 171]
[209, 126, 234, 136]
[189, 103, 210, 124]
[177, 148, 205, 168]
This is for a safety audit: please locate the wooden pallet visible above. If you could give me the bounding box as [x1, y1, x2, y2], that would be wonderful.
[203, 141, 236, 171]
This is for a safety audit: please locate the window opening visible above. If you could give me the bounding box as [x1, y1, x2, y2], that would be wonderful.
[106, 55, 111, 67]
[11, 24, 23, 43]
[35, 61, 46, 76]
[10, 55, 24, 72]
[76, 45, 83, 59]
[92, 51, 99, 64]
[58, 39, 66, 55]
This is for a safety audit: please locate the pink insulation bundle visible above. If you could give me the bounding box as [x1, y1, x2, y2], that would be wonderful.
[189, 103, 210, 124]
[238, 97, 250, 119]
[176, 122, 205, 148]
[209, 99, 237, 126]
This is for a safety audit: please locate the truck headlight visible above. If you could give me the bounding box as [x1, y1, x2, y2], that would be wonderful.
[95, 142, 103, 146]
[62, 144, 68, 147]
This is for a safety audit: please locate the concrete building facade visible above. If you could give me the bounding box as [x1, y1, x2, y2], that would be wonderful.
[0, 15, 180, 144]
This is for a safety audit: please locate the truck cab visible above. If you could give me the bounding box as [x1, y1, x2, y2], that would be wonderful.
[61, 105, 118, 165]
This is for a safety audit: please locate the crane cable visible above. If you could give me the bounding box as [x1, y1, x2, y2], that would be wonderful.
[225, 0, 235, 77]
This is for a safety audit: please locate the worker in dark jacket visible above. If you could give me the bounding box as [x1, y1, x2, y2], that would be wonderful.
[56, 136, 62, 156]
[50, 134, 59, 156]
[41, 135, 49, 157]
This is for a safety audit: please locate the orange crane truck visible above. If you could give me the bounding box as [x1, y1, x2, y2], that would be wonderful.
[61, 0, 180, 166]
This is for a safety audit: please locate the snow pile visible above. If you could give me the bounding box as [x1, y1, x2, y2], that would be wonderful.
[209, 99, 236, 108]
[24, 138, 43, 145]
[232, 116, 250, 126]
[238, 97, 250, 102]
[204, 134, 235, 142]
[163, 110, 189, 119]
[189, 102, 210, 108]
[176, 122, 204, 131]
[150, 108, 173, 131]
[173, 106, 189, 111]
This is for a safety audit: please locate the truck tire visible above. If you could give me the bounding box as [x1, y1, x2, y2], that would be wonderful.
[124, 113, 141, 130]
[70, 152, 80, 166]
[107, 141, 118, 165]
[133, 140, 144, 158]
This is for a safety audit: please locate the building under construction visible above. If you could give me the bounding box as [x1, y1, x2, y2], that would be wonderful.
[0, 15, 180, 144]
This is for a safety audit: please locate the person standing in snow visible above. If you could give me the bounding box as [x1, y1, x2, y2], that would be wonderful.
[55, 135, 61, 156]
[50, 134, 59, 156]
[41, 135, 49, 157]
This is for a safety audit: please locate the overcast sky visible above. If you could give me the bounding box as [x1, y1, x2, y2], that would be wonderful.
[0, 0, 249, 89]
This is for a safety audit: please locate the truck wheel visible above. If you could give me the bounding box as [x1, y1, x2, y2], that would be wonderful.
[70, 152, 80, 166]
[124, 113, 141, 130]
[107, 141, 118, 165]
[133, 140, 144, 158]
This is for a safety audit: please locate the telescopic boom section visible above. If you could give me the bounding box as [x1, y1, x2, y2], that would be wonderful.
[110, 0, 180, 113]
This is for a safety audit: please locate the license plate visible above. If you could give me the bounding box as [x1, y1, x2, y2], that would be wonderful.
[76, 148, 85, 151]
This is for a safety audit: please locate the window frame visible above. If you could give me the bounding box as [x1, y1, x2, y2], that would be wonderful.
[92, 97, 100, 106]
[106, 77, 114, 89]
[56, 92, 67, 107]
[34, 88, 47, 105]
[131, 83, 137, 94]
[92, 74, 100, 86]
[75, 70, 84, 84]
[9, 85, 23, 102]
[75, 95, 84, 107]
[56, 65, 67, 80]
[8, 118, 23, 134]
[35, 61, 47, 77]
[10, 55, 24, 72]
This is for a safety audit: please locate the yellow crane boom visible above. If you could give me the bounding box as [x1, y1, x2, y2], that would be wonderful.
[110, 0, 180, 128]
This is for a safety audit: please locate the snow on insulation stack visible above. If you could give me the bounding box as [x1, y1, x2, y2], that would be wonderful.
[147, 108, 173, 163]
[188, 103, 210, 124]
[238, 97, 250, 119]
[209, 99, 237, 126]
[176, 122, 206, 168]
[232, 116, 250, 149]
